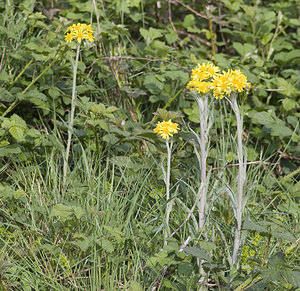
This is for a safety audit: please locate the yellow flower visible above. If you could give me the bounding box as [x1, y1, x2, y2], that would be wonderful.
[187, 63, 251, 98]
[210, 71, 232, 99]
[153, 120, 180, 140]
[187, 80, 211, 94]
[85, 24, 93, 32]
[229, 69, 249, 92]
[252, 233, 262, 246]
[65, 32, 74, 43]
[75, 31, 84, 44]
[84, 31, 94, 42]
[65, 23, 94, 44]
[212, 87, 225, 99]
[191, 63, 220, 81]
[73, 23, 83, 32]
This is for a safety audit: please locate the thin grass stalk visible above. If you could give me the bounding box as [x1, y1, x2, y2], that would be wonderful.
[63, 43, 80, 184]
[164, 139, 173, 246]
[230, 94, 246, 266]
[196, 96, 208, 230]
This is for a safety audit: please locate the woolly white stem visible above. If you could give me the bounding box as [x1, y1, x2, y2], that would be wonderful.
[231, 94, 245, 266]
[197, 97, 208, 230]
[164, 139, 173, 246]
[63, 43, 80, 184]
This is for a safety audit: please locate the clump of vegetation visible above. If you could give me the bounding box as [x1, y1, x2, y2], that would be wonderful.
[0, 0, 299, 290]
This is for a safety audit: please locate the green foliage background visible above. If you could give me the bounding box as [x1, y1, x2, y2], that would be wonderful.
[0, 0, 299, 290]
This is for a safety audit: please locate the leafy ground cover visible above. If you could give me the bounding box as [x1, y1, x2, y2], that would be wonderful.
[0, 0, 299, 290]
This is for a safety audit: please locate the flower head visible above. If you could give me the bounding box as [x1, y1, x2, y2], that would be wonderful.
[210, 71, 232, 99]
[187, 80, 211, 94]
[153, 120, 180, 140]
[187, 63, 251, 99]
[190, 63, 220, 81]
[64, 23, 94, 44]
[187, 63, 220, 97]
[229, 69, 249, 92]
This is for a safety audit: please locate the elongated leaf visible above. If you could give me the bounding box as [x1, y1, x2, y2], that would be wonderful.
[184, 246, 212, 263]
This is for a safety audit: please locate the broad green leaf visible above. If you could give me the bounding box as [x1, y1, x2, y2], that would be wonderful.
[0, 145, 21, 156]
[28, 12, 46, 19]
[140, 27, 163, 44]
[281, 98, 299, 111]
[247, 147, 258, 162]
[269, 252, 285, 270]
[90, 103, 105, 114]
[0, 87, 14, 102]
[103, 225, 125, 244]
[178, 263, 193, 276]
[284, 270, 300, 287]
[129, 0, 140, 7]
[270, 123, 293, 137]
[165, 29, 178, 44]
[48, 87, 61, 99]
[105, 106, 118, 114]
[71, 235, 91, 252]
[11, 114, 27, 129]
[250, 110, 273, 126]
[143, 75, 164, 94]
[184, 246, 212, 263]
[98, 120, 109, 131]
[249, 111, 293, 138]
[9, 126, 25, 142]
[261, 33, 273, 45]
[212, 53, 232, 68]
[147, 251, 170, 267]
[243, 220, 268, 233]
[149, 40, 171, 56]
[199, 241, 216, 251]
[233, 42, 256, 56]
[50, 204, 73, 219]
[149, 94, 168, 104]
[24, 41, 47, 53]
[163, 71, 189, 83]
[241, 5, 255, 17]
[129, 281, 143, 291]
[183, 14, 195, 28]
[14, 189, 26, 199]
[259, 267, 281, 282]
[276, 78, 299, 97]
[0, 71, 11, 82]
[72, 206, 86, 220]
[274, 49, 300, 63]
[111, 156, 134, 169]
[96, 238, 114, 254]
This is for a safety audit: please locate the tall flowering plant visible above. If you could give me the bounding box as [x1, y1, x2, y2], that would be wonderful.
[153, 120, 180, 246]
[187, 63, 220, 231]
[187, 63, 250, 267]
[63, 23, 94, 184]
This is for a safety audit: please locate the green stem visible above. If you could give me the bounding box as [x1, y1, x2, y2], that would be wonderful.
[267, 11, 282, 61]
[208, 13, 216, 56]
[63, 44, 80, 184]
[164, 139, 173, 246]
[231, 95, 245, 266]
[2, 56, 58, 118]
[8, 59, 34, 90]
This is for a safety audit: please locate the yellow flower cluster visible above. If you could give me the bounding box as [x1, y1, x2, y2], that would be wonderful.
[241, 233, 262, 270]
[187, 63, 251, 99]
[153, 120, 180, 140]
[65, 23, 94, 44]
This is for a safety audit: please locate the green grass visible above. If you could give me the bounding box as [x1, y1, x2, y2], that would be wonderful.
[1, 120, 299, 290]
[0, 0, 299, 290]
